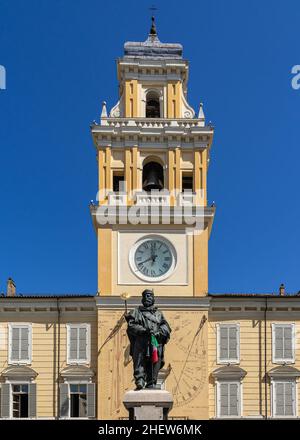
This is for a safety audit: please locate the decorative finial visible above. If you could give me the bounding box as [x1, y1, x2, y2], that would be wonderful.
[150, 15, 157, 35]
[198, 102, 205, 120]
[101, 101, 107, 118]
[149, 5, 158, 36]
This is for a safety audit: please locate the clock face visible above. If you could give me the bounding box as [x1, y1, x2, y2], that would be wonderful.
[130, 236, 176, 282]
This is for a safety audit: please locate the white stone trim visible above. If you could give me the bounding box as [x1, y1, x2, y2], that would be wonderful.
[95, 295, 211, 310]
[271, 323, 295, 364]
[271, 378, 297, 418]
[109, 92, 124, 118]
[216, 380, 243, 419]
[216, 323, 240, 365]
[8, 323, 32, 365]
[66, 323, 91, 365]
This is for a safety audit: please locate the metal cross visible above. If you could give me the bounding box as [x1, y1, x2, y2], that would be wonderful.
[149, 5, 158, 15]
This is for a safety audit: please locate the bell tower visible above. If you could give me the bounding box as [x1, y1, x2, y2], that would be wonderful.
[91, 18, 215, 420]
[90, 17, 215, 298]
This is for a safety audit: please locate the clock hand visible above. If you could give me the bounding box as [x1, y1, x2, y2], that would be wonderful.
[139, 257, 153, 265]
[150, 254, 158, 266]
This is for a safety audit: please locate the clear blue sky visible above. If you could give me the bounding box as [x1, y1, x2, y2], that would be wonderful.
[0, 0, 299, 295]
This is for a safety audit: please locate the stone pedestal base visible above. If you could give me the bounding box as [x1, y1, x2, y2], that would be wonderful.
[123, 389, 173, 420]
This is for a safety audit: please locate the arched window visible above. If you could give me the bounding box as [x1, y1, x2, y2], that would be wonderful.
[142, 161, 164, 191]
[146, 91, 160, 118]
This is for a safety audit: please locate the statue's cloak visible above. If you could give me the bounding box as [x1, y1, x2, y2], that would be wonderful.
[125, 305, 171, 369]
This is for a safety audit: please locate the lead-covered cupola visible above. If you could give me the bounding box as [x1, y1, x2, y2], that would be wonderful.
[108, 16, 196, 119]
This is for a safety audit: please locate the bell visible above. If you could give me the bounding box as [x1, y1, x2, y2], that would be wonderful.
[142, 162, 164, 191]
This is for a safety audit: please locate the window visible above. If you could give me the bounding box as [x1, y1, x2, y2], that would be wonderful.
[113, 172, 125, 192]
[67, 324, 90, 364]
[8, 324, 32, 364]
[217, 324, 240, 364]
[182, 173, 193, 191]
[0, 382, 37, 419]
[273, 380, 296, 417]
[146, 91, 160, 118]
[70, 384, 87, 418]
[12, 384, 29, 418]
[142, 161, 164, 191]
[59, 382, 95, 418]
[272, 324, 295, 363]
[217, 381, 241, 418]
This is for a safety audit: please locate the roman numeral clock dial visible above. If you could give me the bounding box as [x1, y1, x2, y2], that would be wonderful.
[130, 237, 176, 282]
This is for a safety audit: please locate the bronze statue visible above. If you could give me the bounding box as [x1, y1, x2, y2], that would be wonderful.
[125, 289, 171, 390]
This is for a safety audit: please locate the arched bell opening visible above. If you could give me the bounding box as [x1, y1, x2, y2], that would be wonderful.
[142, 161, 164, 192]
[145, 91, 160, 118]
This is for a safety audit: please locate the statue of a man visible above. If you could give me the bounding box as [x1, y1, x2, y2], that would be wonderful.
[125, 289, 171, 390]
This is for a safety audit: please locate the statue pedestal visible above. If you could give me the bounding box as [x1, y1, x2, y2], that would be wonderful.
[123, 389, 173, 420]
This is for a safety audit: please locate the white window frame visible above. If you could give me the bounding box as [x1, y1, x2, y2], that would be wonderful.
[216, 323, 240, 364]
[60, 379, 93, 420]
[8, 323, 32, 365]
[66, 323, 91, 365]
[271, 379, 297, 418]
[272, 323, 295, 364]
[5, 380, 34, 419]
[216, 380, 242, 419]
[67, 380, 89, 420]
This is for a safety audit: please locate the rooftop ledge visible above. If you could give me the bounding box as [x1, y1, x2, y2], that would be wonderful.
[92, 117, 213, 130]
[89, 204, 215, 236]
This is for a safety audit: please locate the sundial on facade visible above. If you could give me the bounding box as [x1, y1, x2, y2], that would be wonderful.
[168, 313, 207, 407]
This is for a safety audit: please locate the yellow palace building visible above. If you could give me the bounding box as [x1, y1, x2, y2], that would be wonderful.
[1, 20, 300, 420]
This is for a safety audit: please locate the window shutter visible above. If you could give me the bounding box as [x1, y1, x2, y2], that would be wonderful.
[78, 327, 87, 361]
[60, 384, 69, 417]
[11, 327, 20, 361]
[87, 383, 95, 418]
[283, 327, 293, 360]
[29, 383, 37, 418]
[228, 327, 238, 361]
[275, 326, 284, 360]
[20, 327, 30, 361]
[229, 383, 239, 416]
[275, 382, 285, 416]
[220, 383, 228, 417]
[284, 382, 294, 416]
[219, 327, 228, 361]
[1, 384, 10, 418]
[69, 327, 78, 362]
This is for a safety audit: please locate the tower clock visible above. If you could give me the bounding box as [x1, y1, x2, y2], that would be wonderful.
[90, 18, 215, 419]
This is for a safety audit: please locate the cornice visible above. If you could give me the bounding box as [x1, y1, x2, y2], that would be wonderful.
[89, 204, 215, 233]
[96, 295, 210, 310]
[91, 118, 214, 150]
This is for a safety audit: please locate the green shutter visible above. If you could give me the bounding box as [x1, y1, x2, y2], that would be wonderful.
[1, 384, 10, 418]
[60, 384, 69, 417]
[275, 327, 284, 360]
[87, 384, 95, 418]
[69, 328, 78, 361]
[283, 327, 293, 360]
[275, 382, 285, 416]
[20, 327, 30, 361]
[11, 327, 20, 361]
[219, 327, 228, 361]
[284, 382, 294, 416]
[78, 328, 87, 361]
[229, 383, 239, 416]
[29, 383, 37, 418]
[220, 383, 228, 416]
[228, 327, 238, 360]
